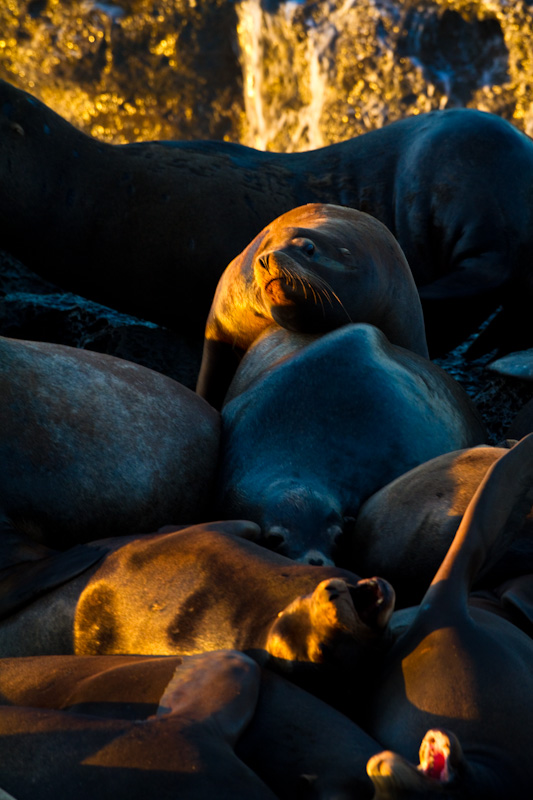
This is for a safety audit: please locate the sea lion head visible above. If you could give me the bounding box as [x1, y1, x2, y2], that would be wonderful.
[246, 479, 349, 567]
[250, 203, 412, 334]
[266, 575, 396, 707]
[198, 202, 428, 408]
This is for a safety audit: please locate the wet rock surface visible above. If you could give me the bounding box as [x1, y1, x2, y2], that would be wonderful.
[1, 0, 533, 149]
[0, 249, 203, 389]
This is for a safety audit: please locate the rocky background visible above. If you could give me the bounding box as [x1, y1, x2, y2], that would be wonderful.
[1, 0, 533, 150]
[0, 0, 532, 441]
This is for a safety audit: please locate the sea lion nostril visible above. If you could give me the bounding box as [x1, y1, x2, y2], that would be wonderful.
[258, 254, 270, 273]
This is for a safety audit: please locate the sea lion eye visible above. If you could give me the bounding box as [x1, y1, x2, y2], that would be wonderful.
[293, 238, 316, 256]
[339, 247, 351, 257]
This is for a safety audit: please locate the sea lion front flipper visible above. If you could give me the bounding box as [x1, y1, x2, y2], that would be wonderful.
[0, 541, 109, 620]
[422, 433, 533, 616]
[155, 650, 260, 747]
[158, 520, 262, 541]
[196, 338, 244, 409]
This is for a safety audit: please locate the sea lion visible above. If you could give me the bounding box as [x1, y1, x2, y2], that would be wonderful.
[216, 323, 487, 566]
[0, 335, 219, 556]
[350, 443, 533, 607]
[197, 202, 428, 409]
[364, 434, 533, 798]
[0, 650, 382, 799]
[0, 650, 277, 800]
[1, 77, 533, 352]
[0, 520, 395, 712]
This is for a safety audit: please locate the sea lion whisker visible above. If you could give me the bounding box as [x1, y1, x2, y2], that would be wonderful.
[305, 278, 320, 307]
[281, 267, 297, 290]
[295, 273, 309, 301]
[312, 276, 352, 320]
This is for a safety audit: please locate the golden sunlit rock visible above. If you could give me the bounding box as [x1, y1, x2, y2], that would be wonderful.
[0, 0, 532, 147]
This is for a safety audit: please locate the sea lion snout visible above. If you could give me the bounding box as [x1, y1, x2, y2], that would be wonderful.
[259, 488, 347, 566]
[263, 527, 337, 567]
[298, 548, 335, 567]
[254, 250, 310, 304]
[253, 248, 349, 332]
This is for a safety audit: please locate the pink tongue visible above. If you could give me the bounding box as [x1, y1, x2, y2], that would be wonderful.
[426, 750, 446, 779]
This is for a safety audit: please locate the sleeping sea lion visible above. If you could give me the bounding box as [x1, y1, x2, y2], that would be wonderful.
[0, 335, 219, 557]
[0, 520, 394, 712]
[350, 443, 533, 607]
[0, 649, 277, 800]
[216, 324, 487, 566]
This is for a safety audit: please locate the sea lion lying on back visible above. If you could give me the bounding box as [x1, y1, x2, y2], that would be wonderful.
[366, 434, 533, 798]
[0, 520, 394, 714]
[197, 203, 427, 408]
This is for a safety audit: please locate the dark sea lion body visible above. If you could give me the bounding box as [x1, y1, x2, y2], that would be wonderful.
[366, 435, 533, 798]
[351, 444, 533, 606]
[0, 650, 278, 800]
[197, 202, 428, 408]
[1, 78, 532, 350]
[217, 324, 487, 565]
[0, 650, 381, 800]
[0, 335, 219, 551]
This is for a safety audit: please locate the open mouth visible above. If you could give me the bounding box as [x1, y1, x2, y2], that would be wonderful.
[348, 577, 395, 630]
[418, 729, 453, 783]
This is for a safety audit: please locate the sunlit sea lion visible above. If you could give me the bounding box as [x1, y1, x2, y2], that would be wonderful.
[1, 77, 532, 352]
[217, 324, 487, 566]
[365, 435, 533, 798]
[0, 520, 394, 713]
[197, 202, 428, 409]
